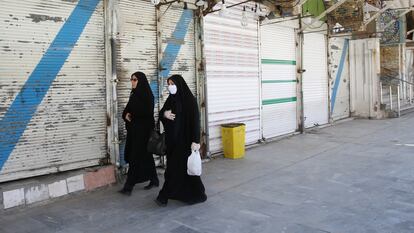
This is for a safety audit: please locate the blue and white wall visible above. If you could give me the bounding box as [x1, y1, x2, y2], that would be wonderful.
[328, 37, 350, 121]
[0, 0, 201, 181]
[0, 0, 107, 182]
[159, 5, 197, 106]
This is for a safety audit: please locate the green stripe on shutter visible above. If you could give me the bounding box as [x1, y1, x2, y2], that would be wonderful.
[262, 97, 297, 105]
[261, 59, 296, 65]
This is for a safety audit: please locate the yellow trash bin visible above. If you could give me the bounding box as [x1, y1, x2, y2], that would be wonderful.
[221, 123, 246, 159]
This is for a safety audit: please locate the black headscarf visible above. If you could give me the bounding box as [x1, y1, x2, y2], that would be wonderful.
[131, 71, 154, 107]
[167, 74, 196, 110]
[123, 72, 155, 127]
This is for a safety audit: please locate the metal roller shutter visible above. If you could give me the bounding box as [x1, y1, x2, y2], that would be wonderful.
[303, 33, 329, 128]
[0, 0, 106, 182]
[116, 0, 157, 164]
[159, 6, 197, 102]
[260, 24, 297, 139]
[204, 0, 260, 153]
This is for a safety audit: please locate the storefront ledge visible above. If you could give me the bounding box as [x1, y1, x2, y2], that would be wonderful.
[1, 165, 116, 210]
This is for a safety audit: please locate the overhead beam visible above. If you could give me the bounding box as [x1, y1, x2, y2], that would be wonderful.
[361, 4, 393, 29]
[300, 0, 349, 32]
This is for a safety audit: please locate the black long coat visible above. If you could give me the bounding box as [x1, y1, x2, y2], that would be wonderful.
[122, 73, 156, 185]
[158, 75, 206, 204]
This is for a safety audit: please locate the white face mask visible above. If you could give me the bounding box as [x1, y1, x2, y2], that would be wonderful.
[168, 85, 177, 95]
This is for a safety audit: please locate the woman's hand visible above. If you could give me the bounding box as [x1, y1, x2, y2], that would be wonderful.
[164, 110, 176, 121]
[191, 142, 200, 151]
[125, 113, 132, 122]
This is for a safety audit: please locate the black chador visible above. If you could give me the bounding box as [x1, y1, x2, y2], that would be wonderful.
[156, 74, 207, 205]
[119, 72, 159, 195]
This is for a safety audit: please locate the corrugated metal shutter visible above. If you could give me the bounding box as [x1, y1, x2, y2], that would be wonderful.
[116, 0, 157, 164]
[260, 24, 297, 139]
[303, 33, 329, 128]
[204, 0, 260, 153]
[159, 5, 197, 103]
[0, 0, 106, 182]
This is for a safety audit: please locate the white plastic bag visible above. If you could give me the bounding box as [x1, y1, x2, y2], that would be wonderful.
[187, 150, 202, 176]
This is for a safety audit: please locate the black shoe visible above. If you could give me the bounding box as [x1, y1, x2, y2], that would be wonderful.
[144, 180, 159, 190]
[155, 196, 168, 207]
[118, 189, 132, 196]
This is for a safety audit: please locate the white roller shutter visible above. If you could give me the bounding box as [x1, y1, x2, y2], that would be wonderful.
[204, 0, 260, 153]
[303, 33, 329, 128]
[260, 24, 297, 139]
[116, 0, 157, 164]
[0, 0, 106, 182]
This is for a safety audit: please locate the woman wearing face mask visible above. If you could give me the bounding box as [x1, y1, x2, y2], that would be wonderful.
[155, 74, 207, 206]
[118, 72, 159, 196]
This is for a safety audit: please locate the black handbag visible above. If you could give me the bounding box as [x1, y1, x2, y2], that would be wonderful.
[147, 120, 166, 156]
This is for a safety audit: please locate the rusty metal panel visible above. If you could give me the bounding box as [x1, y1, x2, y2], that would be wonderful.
[204, 0, 260, 153]
[329, 37, 350, 121]
[115, 0, 157, 164]
[349, 38, 382, 118]
[0, 0, 106, 182]
[159, 5, 197, 102]
[115, 1, 197, 164]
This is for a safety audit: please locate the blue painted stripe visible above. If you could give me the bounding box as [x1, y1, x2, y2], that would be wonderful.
[160, 9, 193, 79]
[330, 39, 349, 114]
[0, 0, 101, 171]
[149, 9, 193, 101]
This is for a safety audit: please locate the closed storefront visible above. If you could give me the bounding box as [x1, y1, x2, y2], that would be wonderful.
[204, 0, 260, 153]
[329, 37, 350, 121]
[0, 0, 106, 182]
[159, 6, 197, 101]
[260, 22, 297, 139]
[303, 32, 329, 128]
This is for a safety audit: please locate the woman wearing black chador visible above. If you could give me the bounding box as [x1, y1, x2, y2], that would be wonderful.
[155, 74, 207, 206]
[119, 71, 159, 196]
